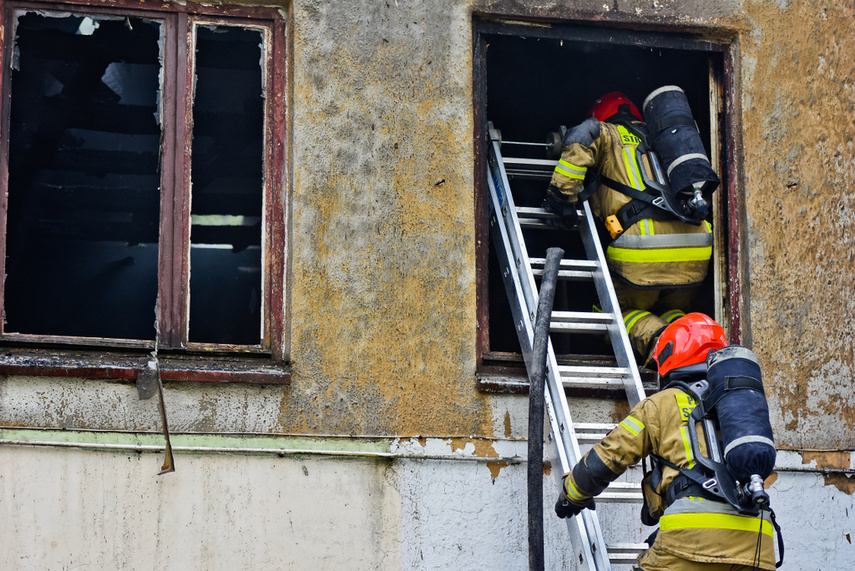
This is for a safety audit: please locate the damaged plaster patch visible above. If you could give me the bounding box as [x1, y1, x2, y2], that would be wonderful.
[390, 436, 524, 481]
[824, 473, 855, 495]
[489, 394, 528, 440]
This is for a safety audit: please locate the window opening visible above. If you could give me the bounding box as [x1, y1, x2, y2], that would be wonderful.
[0, 2, 287, 373]
[478, 27, 728, 370]
[188, 24, 265, 346]
[4, 11, 163, 340]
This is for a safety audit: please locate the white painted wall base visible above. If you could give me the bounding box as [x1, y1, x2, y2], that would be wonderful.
[1, 438, 852, 570]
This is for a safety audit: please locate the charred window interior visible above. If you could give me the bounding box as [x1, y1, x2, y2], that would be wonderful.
[480, 27, 726, 368]
[5, 12, 163, 340]
[188, 25, 264, 346]
[2, 6, 277, 355]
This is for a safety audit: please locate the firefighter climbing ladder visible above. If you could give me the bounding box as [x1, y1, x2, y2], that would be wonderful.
[486, 122, 649, 570]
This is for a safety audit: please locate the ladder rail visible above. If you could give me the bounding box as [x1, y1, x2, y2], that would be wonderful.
[487, 140, 611, 571]
[576, 200, 646, 408]
[487, 126, 652, 569]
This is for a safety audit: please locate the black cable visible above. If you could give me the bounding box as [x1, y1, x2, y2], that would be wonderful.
[751, 513, 764, 570]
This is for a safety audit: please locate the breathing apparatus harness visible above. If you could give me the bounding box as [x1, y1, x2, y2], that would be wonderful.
[579, 86, 722, 239]
[595, 118, 710, 241]
[645, 366, 785, 568]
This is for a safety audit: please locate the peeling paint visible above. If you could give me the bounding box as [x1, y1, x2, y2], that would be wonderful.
[802, 450, 851, 470]
[487, 460, 508, 480]
[824, 473, 855, 495]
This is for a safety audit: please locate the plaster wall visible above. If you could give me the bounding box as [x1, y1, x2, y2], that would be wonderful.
[0, 0, 848, 454]
[1, 441, 852, 570]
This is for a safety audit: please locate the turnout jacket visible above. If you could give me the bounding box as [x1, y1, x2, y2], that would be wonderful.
[549, 118, 712, 289]
[561, 388, 776, 569]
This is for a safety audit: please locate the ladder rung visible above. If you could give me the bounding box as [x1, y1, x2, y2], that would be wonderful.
[515, 206, 584, 219]
[549, 311, 615, 334]
[558, 365, 632, 379]
[550, 322, 609, 334]
[531, 258, 599, 281]
[532, 268, 595, 280]
[515, 206, 586, 230]
[530, 258, 599, 271]
[516, 206, 555, 219]
[608, 543, 649, 563]
[551, 311, 614, 324]
[598, 482, 644, 503]
[573, 422, 617, 443]
[558, 365, 633, 390]
[519, 218, 552, 229]
[503, 157, 559, 169]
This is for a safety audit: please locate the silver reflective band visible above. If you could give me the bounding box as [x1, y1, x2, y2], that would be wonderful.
[643, 85, 685, 110]
[667, 153, 712, 177]
[612, 232, 713, 249]
[708, 345, 760, 366]
[724, 436, 776, 457]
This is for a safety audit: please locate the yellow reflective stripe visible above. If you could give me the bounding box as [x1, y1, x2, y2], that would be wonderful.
[680, 426, 695, 467]
[607, 245, 713, 263]
[624, 310, 651, 333]
[660, 309, 685, 323]
[622, 147, 644, 189]
[675, 392, 696, 419]
[616, 125, 642, 146]
[555, 160, 586, 180]
[565, 478, 589, 502]
[619, 415, 645, 436]
[639, 219, 654, 236]
[660, 512, 774, 537]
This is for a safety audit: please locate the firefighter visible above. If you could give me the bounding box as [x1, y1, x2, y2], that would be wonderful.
[543, 92, 713, 365]
[553, 313, 778, 570]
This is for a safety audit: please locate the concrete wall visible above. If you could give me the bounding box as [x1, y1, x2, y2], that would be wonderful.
[1, 0, 853, 569]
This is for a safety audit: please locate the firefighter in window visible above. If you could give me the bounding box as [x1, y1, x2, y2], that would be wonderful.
[544, 87, 719, 365]
[555, 313, 783, 570]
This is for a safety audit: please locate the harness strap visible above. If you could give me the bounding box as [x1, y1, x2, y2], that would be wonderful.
[665, 472, 720, 505]
[705, 374, 766, 413]
[769, 506, 785, 568]
[600, 174, 657, 204]
[654, 455, 725, 506]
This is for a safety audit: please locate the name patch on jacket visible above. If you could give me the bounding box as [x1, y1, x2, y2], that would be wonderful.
[616, 125, 641, 146]
[675, 393, 697, 422]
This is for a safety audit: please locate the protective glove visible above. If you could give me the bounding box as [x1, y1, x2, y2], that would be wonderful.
[555, 495, 595, 519]
[561, 117, 601, 147]
[554, 474, 596, 519]
[543, 186, 579, 230]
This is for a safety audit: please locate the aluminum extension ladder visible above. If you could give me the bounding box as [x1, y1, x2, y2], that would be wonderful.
[486, 122, 649, 570]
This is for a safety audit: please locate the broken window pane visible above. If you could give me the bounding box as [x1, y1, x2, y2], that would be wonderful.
[188, 25, 264, 345]
[4, 11, 162, 340]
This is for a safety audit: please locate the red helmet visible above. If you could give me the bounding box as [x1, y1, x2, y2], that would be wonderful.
[652, 313, 728, 377]
[587, 91, 643, 122]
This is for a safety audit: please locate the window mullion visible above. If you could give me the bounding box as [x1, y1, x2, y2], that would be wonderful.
[157, 12, 192, 349]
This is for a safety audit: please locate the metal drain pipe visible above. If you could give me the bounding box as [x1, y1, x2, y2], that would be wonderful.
[528, 247, 563, 571]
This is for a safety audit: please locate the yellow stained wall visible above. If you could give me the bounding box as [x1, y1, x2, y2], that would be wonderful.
[0, 0, 850, 459]
[283, 2, 488, 437]
[280, 0, 855, 454]
[736, 0, 855, 450]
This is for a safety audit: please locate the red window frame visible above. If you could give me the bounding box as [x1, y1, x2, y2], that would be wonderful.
[0, 0, 290, 383]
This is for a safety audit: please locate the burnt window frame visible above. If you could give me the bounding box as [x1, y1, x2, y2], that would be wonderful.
[473, 18, 740, 382]
[0, 0, 290, 383]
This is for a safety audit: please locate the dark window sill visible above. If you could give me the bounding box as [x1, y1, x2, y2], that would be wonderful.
[477, 352, 659, 397]
[0, 347, 290, 385]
